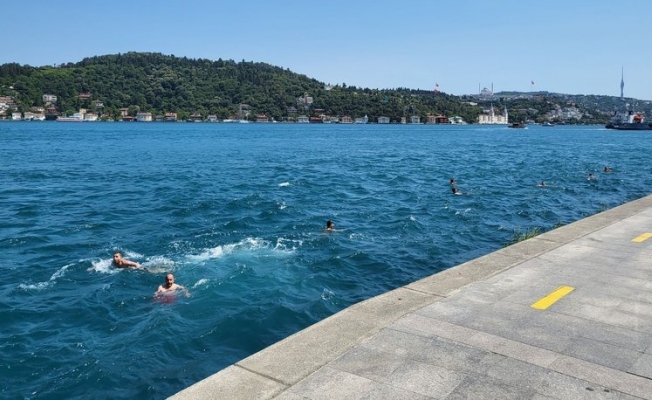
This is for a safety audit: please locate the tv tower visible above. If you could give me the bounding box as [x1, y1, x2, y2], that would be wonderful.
[620, 67, 624, 99]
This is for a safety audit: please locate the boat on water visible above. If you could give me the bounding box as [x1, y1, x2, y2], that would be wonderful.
[605, 110, 652, 130]
[508, 122, 527, 129]
[542, 121, 554, 127]
[57, 113, 85, 122]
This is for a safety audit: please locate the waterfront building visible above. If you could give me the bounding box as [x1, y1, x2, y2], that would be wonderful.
[427, 115, 450, 124]
[297, 115, 309, 123]
[354, 115, 368, 124]
[400, 117, 407, 124]
[206, 115, 218, 122]
[378, 116, 390, 124]
[410, 115, 421, 124]
[478, 105, 508, 124]
[84, 113, 98, 121]
[136, 112, 153, 122]
[256, 114, 269, 123]
[340, 116, 353, 124]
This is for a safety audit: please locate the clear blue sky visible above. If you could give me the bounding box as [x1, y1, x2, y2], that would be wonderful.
[4, 0, 651, 100]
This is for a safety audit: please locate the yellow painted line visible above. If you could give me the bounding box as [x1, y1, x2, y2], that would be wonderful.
[531, 285, 574, 310]
[632, 232, 652, 243]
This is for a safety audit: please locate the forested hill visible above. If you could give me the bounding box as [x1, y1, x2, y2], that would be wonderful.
[0, 52, 479, 122]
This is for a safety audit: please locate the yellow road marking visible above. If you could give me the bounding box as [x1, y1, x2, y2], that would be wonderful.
[632, 233, 652, 243]
[531, 285, 574, 310]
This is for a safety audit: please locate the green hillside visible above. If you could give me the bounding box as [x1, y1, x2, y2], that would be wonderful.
[0, 52, 643, 124]
[0, 52, 478, 122]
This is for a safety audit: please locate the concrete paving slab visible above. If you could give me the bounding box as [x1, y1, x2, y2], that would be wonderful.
[381, 359, 467, 398]
[629, 353, 652, 379]
[445, 373, 537, 400]
[328, 346, 406, 382]
[281, 366, 377, 400]
[550, 356, 652, 399]
[536, 370, 637, 400]
[168, 365, 286, 400]
[562, 336, 641, 371]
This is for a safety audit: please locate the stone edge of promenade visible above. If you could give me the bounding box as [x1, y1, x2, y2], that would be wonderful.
[170, 194, 652, 399]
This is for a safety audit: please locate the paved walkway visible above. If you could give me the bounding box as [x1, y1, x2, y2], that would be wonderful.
[172, 195, 652, 399]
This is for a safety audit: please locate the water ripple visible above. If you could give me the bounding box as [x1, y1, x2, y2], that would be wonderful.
[2, 123, 651, 398]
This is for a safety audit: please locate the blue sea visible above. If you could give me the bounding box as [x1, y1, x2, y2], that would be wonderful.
[2, 122, 651, 399]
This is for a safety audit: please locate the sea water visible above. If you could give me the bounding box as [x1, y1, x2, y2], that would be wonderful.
[2, 122, 651, 399]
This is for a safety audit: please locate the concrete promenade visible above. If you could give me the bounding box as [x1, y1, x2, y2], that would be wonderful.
[172, 194, 652, 399]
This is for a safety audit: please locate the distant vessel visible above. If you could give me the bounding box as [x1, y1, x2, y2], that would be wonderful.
[57, 113, 84, 122]
[605, 110, 652, 130]
[542, 121, 554, 127]
[508, 122, 527, 129]
[45, 106, 58, 121]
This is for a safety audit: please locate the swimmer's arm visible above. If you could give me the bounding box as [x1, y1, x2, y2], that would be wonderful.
[176, 285, 191, 297]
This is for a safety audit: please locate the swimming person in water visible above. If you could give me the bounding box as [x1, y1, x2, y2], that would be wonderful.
[325, 220, 335, 230]
[112, 252, 141, 269]
[587, 173, 596, 180]
[156, 273, 189, 296]
[449, 177, 457, 185]
[535, 181, 546, 187]
[604, 166, 612, 173]
[451, 188, 462, 195]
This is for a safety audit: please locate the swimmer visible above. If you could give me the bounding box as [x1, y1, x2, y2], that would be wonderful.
[449, 177, 457, 185]
[587, 173, 596, 180]
[156, 273, 189, 296]
[451, 188, 462, 195]
[535, 181, 546, 187]
[325, 220, 335, 231]
[112, 252, 141, 269]
[604, 166, 612, 173]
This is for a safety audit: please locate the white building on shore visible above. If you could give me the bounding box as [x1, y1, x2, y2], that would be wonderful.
[478, 104, 508, 124]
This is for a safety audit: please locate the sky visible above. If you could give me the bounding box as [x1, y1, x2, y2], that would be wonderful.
[4, 0, 652, 100]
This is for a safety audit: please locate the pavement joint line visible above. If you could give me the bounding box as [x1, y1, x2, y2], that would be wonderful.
[531, 285, 575, 310]
[632, 232, 652, 243]
[234, 364, 290, 388]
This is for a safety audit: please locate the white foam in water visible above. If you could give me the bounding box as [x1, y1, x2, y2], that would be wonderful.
[321, 288, 335, 300]
[123, 250, 143, 259]
[274, 238, 301, 253]
[278, 182, 290, 187]
[88, 258, 119, 274]
[19, 264, 73, 291]
[142, 256, 176, 273]
[187, 243, 236, 262]
[187, 237, 297, 263]
[192, 278, 209, 288]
